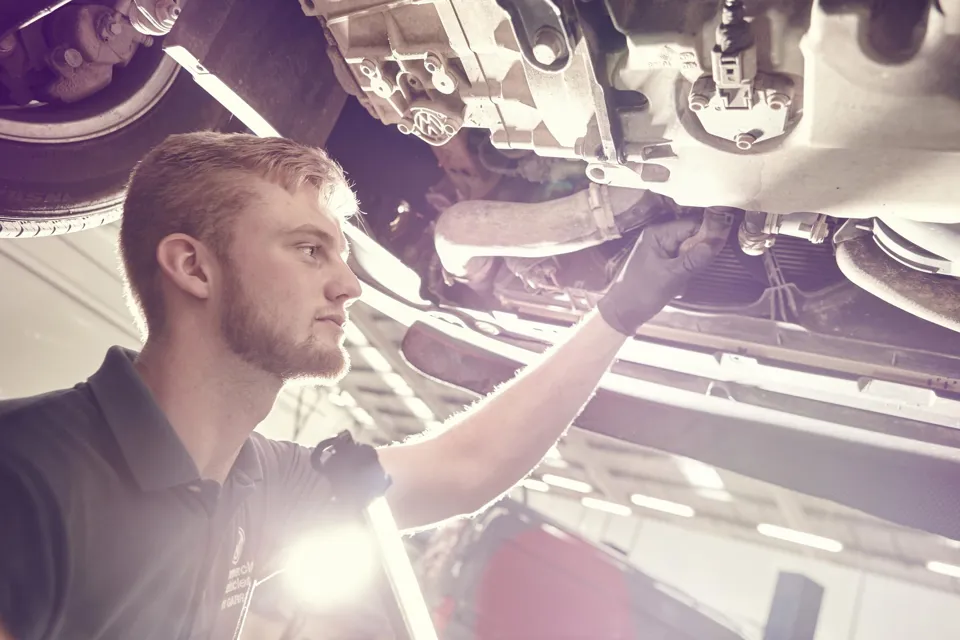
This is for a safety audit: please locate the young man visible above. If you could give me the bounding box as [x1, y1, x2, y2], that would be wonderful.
[0, 132, 728, 639]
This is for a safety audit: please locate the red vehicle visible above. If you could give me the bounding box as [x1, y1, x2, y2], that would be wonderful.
[414, 499, 746, 640]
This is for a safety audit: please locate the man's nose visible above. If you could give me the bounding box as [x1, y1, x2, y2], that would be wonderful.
[327, 258, 362, 305]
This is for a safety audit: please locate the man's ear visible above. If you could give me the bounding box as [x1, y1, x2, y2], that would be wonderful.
[155, 233, 216, 301]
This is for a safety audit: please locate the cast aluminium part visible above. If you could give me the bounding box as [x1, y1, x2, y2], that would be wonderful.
[310, 0, 960, 222]
[835, 228, 960, 333]
[432, 182, 651, 279]
[129, 0, 181, 36]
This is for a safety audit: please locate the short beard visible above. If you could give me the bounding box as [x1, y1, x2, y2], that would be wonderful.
[219, 257, 349, 383]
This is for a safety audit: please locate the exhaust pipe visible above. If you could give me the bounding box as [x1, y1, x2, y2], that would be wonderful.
[433, 184, 674, 281]
[835, 232, 960, 332]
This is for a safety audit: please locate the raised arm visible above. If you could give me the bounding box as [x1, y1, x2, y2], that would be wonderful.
[379, 214, 732, 531]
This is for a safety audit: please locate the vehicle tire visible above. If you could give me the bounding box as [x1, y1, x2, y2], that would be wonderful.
[0, 50, 231, 239]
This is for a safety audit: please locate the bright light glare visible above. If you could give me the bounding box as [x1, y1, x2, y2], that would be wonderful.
[366, 497, 439, 640]
[541, 474, 592, 493]
[520, 478, 549, 492]
[402, 396, 436, 421]
[284, 524, 377, 609]
[383, 372, 415, 396]
[343, 321, 369, 346]
[676, 457, 726, 490]
[350, 406, 374, 426]
[927, 561, 960, 578]
[358, 346, 393, 374]
[630, 493, 695, 518]
[756, 524, 843, 553]
[581, 497, 632, 517]
[698, 488, 734, 502]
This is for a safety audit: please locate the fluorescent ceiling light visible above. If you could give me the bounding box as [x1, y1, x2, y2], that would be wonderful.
[581, 497, 632, 517]
[940, 537, 960, 549]
[697, 488, 734, 502]
[756, 524, 843, 553]
[358, 346, 393, 374]
[402, 396, 435, 421]
[520, 478, 549, 492]
[542, 445, 569, 468]
[382, 372, 414, 396]
[541, 474, 592, 493]
[927, 561, 960, 578]
[332, 390, 357, 408]
[349, 407, 374, 426]
[342, 321, 369, 346]
[676, 457, 725, 490]
[630, 493, 695, 518]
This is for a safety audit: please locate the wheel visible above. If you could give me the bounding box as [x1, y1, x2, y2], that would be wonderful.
[0, 44, 230, 238]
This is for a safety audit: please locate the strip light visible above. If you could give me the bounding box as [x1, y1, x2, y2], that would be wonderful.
[630, 493, 695, 518]
[520, 478, 549, 492]
[382, 372, 415, 397]
[402, 396, 436, 421]
[342, 321, 369, 346]
[927, 561, 960, 578]
[676, 457, 726, 490]
[541, 474, 592, 493]
[581, 497, 632, 517]
[358, 346, 394, 374]
[756, 524, 843, 552]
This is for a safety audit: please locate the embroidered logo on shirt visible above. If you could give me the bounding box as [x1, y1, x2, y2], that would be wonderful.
[232, 527, 246, 565]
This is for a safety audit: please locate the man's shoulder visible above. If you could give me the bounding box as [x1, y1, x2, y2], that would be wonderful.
[0, 384, 100, 442]
[0, 385, 108, 497]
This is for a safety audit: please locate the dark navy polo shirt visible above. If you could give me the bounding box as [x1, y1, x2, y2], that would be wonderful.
[0, 347, 335, 640]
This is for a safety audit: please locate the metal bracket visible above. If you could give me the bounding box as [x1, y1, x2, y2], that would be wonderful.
[496, 0, 572, 73]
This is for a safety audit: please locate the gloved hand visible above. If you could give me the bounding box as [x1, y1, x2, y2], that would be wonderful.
[597, 210, 733, 336]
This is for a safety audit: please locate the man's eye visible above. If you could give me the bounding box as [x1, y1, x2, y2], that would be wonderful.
[299, 245, 318, 258]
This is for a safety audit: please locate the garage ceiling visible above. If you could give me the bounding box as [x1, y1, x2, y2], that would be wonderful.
[343, 301, 960, 597]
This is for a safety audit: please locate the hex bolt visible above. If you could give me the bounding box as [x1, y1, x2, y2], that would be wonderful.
[423, 53, 441, 74]
[532, 27, 565, 66]
[768, 92, 791, 111]
[61, 48, 84, 68]
[688, 93, 710, 111]
[734, 132, 756, 150]
[358, 59, 377, 77]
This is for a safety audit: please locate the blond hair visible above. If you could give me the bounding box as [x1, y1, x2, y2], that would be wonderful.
[119, 131, 356, 338]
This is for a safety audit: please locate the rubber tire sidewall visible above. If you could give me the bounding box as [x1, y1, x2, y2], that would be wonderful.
[0, 70, 231, 237]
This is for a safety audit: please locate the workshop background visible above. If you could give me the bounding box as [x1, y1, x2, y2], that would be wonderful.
[5, 222, 960, 640]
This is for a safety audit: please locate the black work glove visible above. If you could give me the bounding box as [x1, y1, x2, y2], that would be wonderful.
[597, 210, 732, 336]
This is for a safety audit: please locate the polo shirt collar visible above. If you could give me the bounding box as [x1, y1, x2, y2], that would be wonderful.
[88, 346, 263, 491]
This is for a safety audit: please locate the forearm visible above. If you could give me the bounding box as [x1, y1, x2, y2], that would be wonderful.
[436, 309, 626, 507]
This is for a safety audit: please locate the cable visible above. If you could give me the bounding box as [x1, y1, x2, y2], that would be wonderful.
[716, 0, 754, 54]
[1, 0, 75, 43]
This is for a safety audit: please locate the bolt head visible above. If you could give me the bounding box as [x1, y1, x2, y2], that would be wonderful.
[62, 48, 84, 68]
[358, 59, 376, 76]
[768, 92, 790, 110]
[734, 132, 756, 150]
[532, 27, 565, 66]
[423, 54, 440, 73]
[688, 93, 710, 111]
